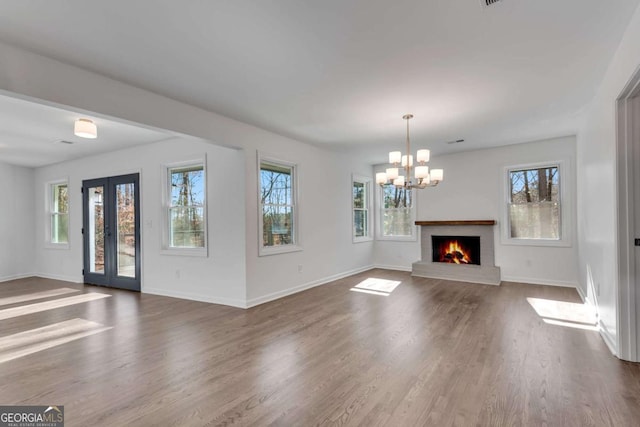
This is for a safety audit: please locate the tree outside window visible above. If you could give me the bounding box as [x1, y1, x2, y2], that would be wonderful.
[508, 165, 560, 239]
[51, 182, 69, 244]
[169, 165, 205, 248]
[381, 185, 414, 238]
[260, 161, 295, 248]
[352, 175, 372, 242]
[353, 182, 366, 237]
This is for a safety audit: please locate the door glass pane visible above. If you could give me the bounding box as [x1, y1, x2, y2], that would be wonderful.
[88, 186, 105, 274]
[116, 183, 136, 278]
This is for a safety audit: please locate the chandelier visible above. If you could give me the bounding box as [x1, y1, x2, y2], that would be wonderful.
[376, 114, 443, 189]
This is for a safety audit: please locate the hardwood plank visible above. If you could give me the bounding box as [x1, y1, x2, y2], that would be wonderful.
[0, 287, 79, 307]
[1, 271, 639, 426]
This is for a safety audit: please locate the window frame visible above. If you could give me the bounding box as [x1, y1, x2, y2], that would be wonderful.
[375, 182, 417, 242]
[45, 179, 70, 249]
[352, 174, 373, 243]
[257, 153, 301, 256]
[161, 156, 208, 257]
[502, 160, 571, 247]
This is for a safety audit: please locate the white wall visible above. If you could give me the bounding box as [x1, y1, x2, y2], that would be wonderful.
[0, 161, 35, 281]
[577, 4, 640, 358]
[244, 141, 375, 306]
[374, 136, 579, 287]
[0, 41, 375, 306]
[33, 138, 247, 306]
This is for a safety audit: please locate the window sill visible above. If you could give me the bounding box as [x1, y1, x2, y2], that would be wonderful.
[376, 235, 417, 242]
[501, 237, 571, 248]
[161, 247, 209, 257]
[44, 242, 70, 250]
[353, 236, 374, 244]
[259, 244, 303, 257]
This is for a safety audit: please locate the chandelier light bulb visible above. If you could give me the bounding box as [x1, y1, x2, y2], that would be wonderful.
[417, 149, 430, 163]
[415, 166, 429, 179]
[431, 169, 444, 182]
[389, 151, 402, 164]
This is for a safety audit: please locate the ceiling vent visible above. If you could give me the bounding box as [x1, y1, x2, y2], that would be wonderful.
[54, 140, 75, 145]
[481, 0, 502, 8]
[446, 139, 465, 145]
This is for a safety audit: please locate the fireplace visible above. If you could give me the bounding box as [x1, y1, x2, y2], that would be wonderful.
[432, 236, 480, 265]
[412, 220, 501, 285]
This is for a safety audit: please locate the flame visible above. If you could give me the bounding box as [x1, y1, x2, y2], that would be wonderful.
[440, 240, 471, 264]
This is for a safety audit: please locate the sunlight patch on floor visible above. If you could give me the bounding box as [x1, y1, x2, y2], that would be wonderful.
[0, 318, 112, 364]
[543, 318, 599, 331]
[0, 293, 111, 321]
[350, 278, 401, 297]
[527, 297, 598, 331]
[0, 287, 79, 307]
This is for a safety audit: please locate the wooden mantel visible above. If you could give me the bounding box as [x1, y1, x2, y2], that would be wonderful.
[415, 220, 496, 226]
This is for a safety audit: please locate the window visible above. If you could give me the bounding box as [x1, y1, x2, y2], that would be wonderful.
[165, 161, 207, 253]
[508, 164, 560, 240]
[352, 175, 372, 242]
[259, 156, 299, 255]
[49, 181, 69, 244]
[378, 185, 416, 240]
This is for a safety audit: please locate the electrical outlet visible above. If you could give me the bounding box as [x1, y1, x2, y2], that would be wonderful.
[298, 264, 303, 273]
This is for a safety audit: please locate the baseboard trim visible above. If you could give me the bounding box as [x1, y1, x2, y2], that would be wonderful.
[501, 275, 577, 288]
[0, 273, 37, 283]
[246, 265, 375, 308]
[575, 285, 588, 303]
[35, 272, 83, 283]
[143, 287, 247, 309]
[599, 320, 617, 356]
[372, 264, 412, 272]
[575, 284, 616, 357]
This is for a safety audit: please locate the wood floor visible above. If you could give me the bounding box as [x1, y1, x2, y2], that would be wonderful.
[1, 270, 640, 426]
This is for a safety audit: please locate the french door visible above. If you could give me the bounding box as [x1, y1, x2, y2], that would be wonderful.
[82, 173, 141, 291]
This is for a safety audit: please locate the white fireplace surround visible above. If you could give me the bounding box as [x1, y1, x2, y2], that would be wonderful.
[412, 220, 501, 286]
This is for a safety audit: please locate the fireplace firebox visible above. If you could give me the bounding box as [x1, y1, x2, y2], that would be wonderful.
[432, 235, 480, 265]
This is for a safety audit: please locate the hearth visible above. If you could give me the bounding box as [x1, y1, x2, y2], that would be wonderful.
[432, 236, 480, 265]
[412, 220, 501, 285]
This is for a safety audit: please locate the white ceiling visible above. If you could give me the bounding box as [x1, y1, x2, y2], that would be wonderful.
[0, 0, 638, 162]
[0, 95, 171, 167]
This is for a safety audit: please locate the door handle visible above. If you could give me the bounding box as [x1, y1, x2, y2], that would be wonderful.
[635, 238, 640, 247]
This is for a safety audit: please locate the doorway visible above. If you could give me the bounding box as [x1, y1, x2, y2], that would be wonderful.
[82, 173, 141, 291]
[616, 72, 640, 362]
[633, 95, 640, 361]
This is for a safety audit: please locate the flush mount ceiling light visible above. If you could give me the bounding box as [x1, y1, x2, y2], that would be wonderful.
[74, 118, 97, 139]
[376, 114, 443, 189]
